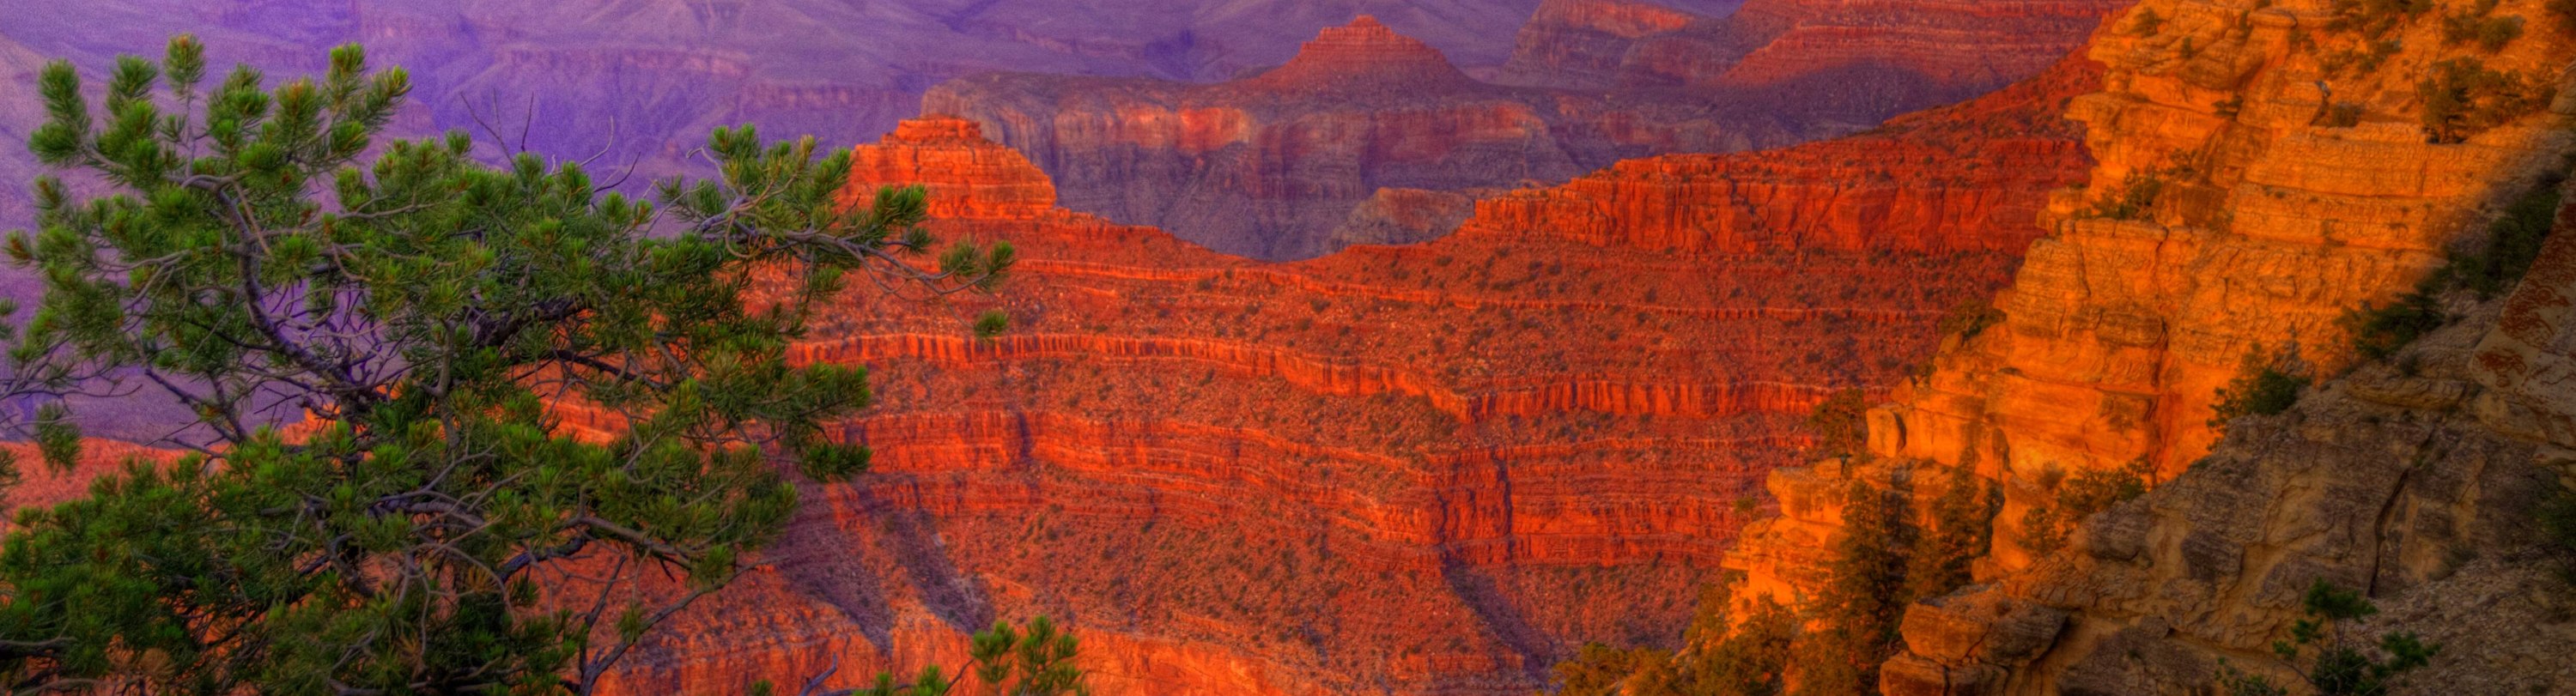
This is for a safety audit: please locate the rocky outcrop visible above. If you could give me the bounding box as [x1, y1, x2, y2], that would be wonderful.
[1461, 51, 2099, 255]
[1860, 0, 2575, 570]
[924, 17, 1620, 260]
[606, 97, 2090, 694]
[1245, 15, 1478, 93]
[927, 3, 2123, 260]
[1497, 0, 2125, 112]
[1494, 0, 1710, 89]
[1876, 213, 2576, 694]
[1323, 188, 1487, 250]
[838, 117, 1060, 221]
[1699, 0, 2576, 692]
[0, 439, 180, 523]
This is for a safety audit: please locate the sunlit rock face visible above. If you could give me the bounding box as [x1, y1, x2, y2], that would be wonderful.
[1709, 0, 2576, 693]
[596, 34, 2096, 687]
[927, 0, 2123, 260]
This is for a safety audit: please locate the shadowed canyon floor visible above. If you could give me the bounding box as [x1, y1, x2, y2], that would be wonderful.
[575, 51, 2102, 693]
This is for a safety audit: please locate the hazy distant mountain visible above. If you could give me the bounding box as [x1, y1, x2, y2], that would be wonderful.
[0, 0, 1734, 229]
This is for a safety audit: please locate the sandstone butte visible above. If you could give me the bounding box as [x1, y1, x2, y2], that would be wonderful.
[561, 48, 2103, 695]
[1714, 0, 2576, 693]
[922, 0, 2126, 262]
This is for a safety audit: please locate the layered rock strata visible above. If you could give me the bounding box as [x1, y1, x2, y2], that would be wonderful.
[927, 3, 2123, 260]
[1716, 0, 2576, 692]
[597, 97, 2091, 695]
[1880, 197, 2576, 694]
[1499, 0, 2121, 105]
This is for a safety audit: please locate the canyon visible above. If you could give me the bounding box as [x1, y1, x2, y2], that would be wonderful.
[0, 0, 1755, 232]
[7, 0, 2574, 693]
[1711, 0, 2576, 692]
[924, 0, 2126, 260]
[587, 49, 2099, 693]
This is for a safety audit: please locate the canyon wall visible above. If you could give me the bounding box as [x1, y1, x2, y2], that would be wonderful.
[1500, 0, 2118, 112]
[926, 0, 2123, 261]
[1, 0, 1663, 233]
[599, 94, 2092, 695]
[1712, 0, 2576, 692]
[1880, 185, 2576, 695]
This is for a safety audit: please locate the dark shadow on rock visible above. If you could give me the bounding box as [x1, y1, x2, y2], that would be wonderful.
[770, 488, 898, 654]
[1438, 551, 1556, 683]
[854, 481, 997, 633]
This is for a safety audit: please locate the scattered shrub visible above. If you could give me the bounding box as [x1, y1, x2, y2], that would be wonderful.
[2342, 288, 2446, 361]
[2443, 11, 2525, 51]
[2419, 57, 2552, 143]
[2319, 100, 2366, 127]
[2215, 581, 2441, 696]
[1806, 389, 1870, 458]
[2328, 0, 2436, 39]
[2442, 0, 2526, 51]
[2209, 348, 2310, 428]
[2130, 7, 2166, 35]
[2448, 173, 2563, 297]
[2081, 172, 2169, 221]
[1936, 299, 2006, 342]
[1906, 465, 2000, 601]
[2021, 457, 2152, 557]
[2541, 487, 2576, 586]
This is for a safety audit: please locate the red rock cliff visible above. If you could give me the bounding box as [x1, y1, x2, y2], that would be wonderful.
[604, 60, 2096, 693]
[1707, 0, 2576, 692]
[924, 3, 2119, 261]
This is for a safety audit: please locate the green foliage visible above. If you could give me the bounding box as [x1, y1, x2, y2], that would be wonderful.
[2539, 486, 2576, 586]
[1784, 626, 1877, 696]
[1550, 582, 1797, 696]
[2418, 57, 2553, 143]
[1558, 478, 1927, 696]
[2019, 502, 2068, 558]
[2327, 0, 2436, 39]
[755, 617, 1085, 696]
[2339, 168, 2561, 361]
[1801, 478, 1917, 693]
[2320, 101, 2367, 128]
[2079, 169, 2173, 221]
[2447, 172, 2562, 297]
[2441, 7, 2525, 51]
[1935, 299, 2004, 342]
[1806, 389, 1870, 459]
[1904, 464, 1998, 603]
[2553, 0, 2576, 34]
[2215, 581, 2441, 696]
[2216, 658, 2293, 696]
[2342, 287, 2447, 361]
[0, 37, 1025, 693]
[2020, 457, 2151, 558]
[1682, 594, 1796, 696]
[975, 309, 1012, 338]
[2061, 457, 2154, 518]
[2129, 7, 2166, 35]
[1555, 644, 1675, 696]
[2209, 348, 2310, 428]
[2322, 39, 2404, 76]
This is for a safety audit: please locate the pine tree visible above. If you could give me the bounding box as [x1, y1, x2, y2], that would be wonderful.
[1806, 389, 1869, 459]
[1794, 477, 1917, 695]
[0, 37, 1060, 694]
[1904, 464, 1996, 603]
